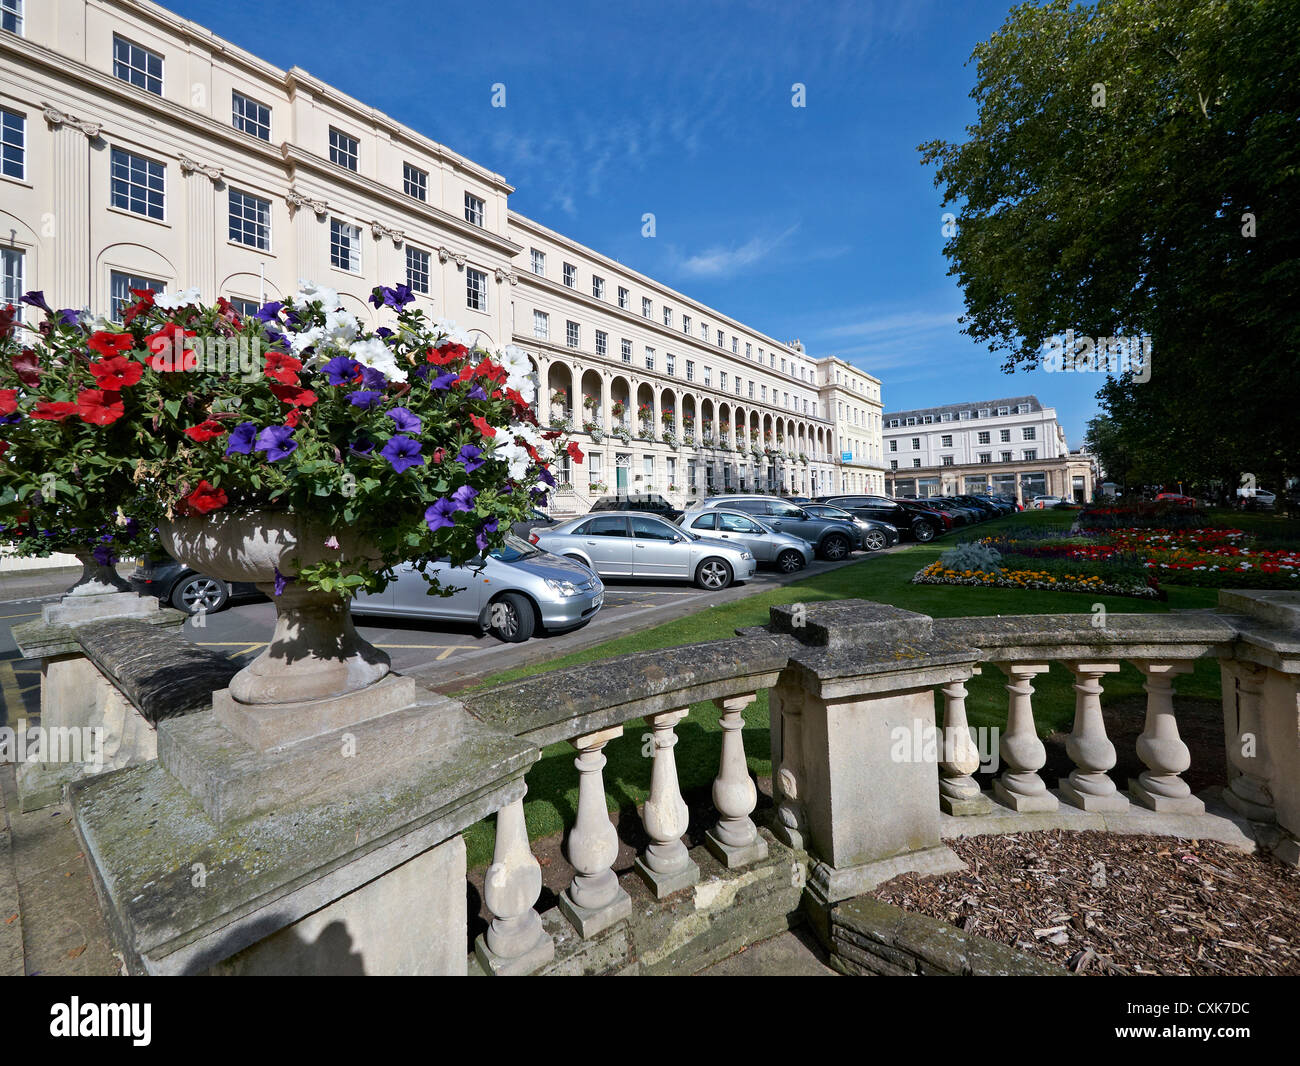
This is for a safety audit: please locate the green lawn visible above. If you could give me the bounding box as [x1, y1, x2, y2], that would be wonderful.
[462, 508, 1225, 866]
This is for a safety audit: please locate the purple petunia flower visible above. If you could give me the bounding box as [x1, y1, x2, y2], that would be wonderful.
[20, 291, 51, 314]
[348, 390, 383, 408]
[375, 327, 394, 339]
[467, 385, 487, 401]
[273, 566, 293, 597]
[424, 498, 458, 532]
[255, 425, 298, 462]
[450, 484, 479, 512]
[321, 356, 360, 386]
[379, 434, 424, 473]
[386, 407, 421, 435]
[358, 365, 388, 391]
[124, 517, 140, 537]
[56, 309, 80, 327]
[429, 370, 458, 391]
[475, 518, 499, 552]
[225, 421, 258, 456]
[255, 301, 284, 323]
[457, 444, 484, 474]
[369, 284, 416, 310]
[349, 435, 375, 456]
[537, 466, 556, 488]
[92, 543, 117, 566]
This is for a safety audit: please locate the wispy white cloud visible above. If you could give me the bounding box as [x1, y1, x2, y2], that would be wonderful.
[677, 225, 801, 278]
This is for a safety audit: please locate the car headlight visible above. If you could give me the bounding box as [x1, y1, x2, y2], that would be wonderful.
[544, 578, 581, 597]
[740, 551, 753, 560]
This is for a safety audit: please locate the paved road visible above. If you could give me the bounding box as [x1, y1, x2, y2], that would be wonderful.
[0, 547, 902, 723]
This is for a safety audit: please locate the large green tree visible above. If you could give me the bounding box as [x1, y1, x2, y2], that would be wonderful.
[921, 0, 1299, 495]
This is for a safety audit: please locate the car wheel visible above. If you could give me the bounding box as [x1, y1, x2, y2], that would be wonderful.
[695, 558, 733, 590]
[821, 533, 850, 560]
[172, 573, 229, 614]
[487, 592, 536, 643]
[912, 521, 936, 543]
[863, 529, 887, 552]
[776, 549, 805, 574]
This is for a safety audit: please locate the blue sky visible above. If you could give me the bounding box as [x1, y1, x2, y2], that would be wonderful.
[168, 0, 1101, 446]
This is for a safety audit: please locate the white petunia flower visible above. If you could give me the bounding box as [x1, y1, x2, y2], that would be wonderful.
[154, 287, 202, 311]
[322, 309, 359, 345]
[432, 318, 473, 348]
[493, 439, 532, 481]
[292, 280, 341, 312]
[348, 336, 408, 383]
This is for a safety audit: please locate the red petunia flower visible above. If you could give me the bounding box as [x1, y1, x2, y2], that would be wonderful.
[566, 441, 585, 464]
[269, 383, 317, 407]
[122, 288, 157, 327]
[215, 297, 243, 329]
[87, 331, 135, 357]
[0, 304, 15, 339]
[31, 400, 80, 422]
[0, 440, 8, 458]
[469, 414, 496, 439]
[284, 408, 301, 428]
[264, 352, 303, 386]
[183, 420, 227, 442]
[76, 389, 125, 426]
[0, 389, 16, 416]
[184, 480, 228, 515]
[88, 355, 144, 389]
[427, 342, 467, 365]
[145, 322, 198, 372]
[12, 349, 40, 388]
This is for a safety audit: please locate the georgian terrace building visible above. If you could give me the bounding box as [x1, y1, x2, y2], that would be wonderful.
[814, 353, 886, 494]
[882, 395, 1096, 505]
[0, 0, 871, 514]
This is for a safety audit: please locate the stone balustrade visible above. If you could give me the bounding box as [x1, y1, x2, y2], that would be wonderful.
[51, 588, 1300, 975]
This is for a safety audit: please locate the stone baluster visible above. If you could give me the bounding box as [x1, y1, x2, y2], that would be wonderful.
[1223, 662, 1275, 822]
[707, 693, 769, 868]
[1129, 661, 1204, 813]
[1058, 661, 1128, 811]
[635, 708, 699, 898]
[771, 686, 808, 849]
[559, 726, 632, 937]
[939, 671, 992, 815]
[992, 663, 1057, 812]
[475, 792, 555, 975]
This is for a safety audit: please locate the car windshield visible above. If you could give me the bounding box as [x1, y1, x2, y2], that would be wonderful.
[488, 533, 543, 562]
[812, 505, 852, 519]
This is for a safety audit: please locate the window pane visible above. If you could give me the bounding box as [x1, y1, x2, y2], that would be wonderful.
[110, 148, 165, 219]
[1, 108, 24, 179]
[228, 188, 271, 250]
[113, 36, 163, 95]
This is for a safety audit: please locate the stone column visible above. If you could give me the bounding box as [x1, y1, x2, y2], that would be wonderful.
[179, 156, 221, 295]
[475, 792, 555, 975]
[559, 726, 632, 937]
[1223, 662, 1275, 822]
[634, 708, 698, 898]
[44, 108, 98, 309]
[1058, 662, 1127, 811]
[770, 684, 808, 850]
[992, 663, 1057, 811]
[706, 693, 769, 868]
[1129, 661, 1203, 813]
[938, 671, 992, 815]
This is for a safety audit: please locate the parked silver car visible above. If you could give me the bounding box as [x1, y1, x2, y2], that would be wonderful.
[351, 534, 603, 643]
[678, 508, 814, 573]
[691, 495, 860, 559]
[533, 511, 757, 590]
[800, 504, 900, 552]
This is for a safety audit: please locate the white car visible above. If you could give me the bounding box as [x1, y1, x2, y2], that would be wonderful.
[1030, 495, 1067, 509]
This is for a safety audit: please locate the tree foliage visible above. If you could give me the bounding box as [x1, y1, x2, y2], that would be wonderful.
[921, 0, 1300, 492]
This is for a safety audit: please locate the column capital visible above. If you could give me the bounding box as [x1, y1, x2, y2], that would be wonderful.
[178, 155, 224, 183]
[42, 105, 101, 138]
[285, 186, 328, 217]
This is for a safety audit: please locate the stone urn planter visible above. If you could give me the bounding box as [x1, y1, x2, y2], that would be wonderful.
[161, 511, 390, 706]
[64, 551, 134, 597]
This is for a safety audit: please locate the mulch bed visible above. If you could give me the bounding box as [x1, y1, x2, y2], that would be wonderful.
[875, 830, 1300, 975]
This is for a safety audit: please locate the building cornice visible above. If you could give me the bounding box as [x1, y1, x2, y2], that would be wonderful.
[121, 1, 514, 195]
[279, 145, 522, 261]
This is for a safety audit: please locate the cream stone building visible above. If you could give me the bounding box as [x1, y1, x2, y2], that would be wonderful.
[0, 0, 878, 513]
[813, 353, 886, 494]
[881, 395, 1096, 504]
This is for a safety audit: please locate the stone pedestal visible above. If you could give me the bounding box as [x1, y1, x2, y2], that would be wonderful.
[772, 603, 978, 904]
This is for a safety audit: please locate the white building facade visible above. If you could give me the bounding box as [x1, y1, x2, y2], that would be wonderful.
[0, 0, 869, 513]
[882, 395, 1095, 504]
[814, 354, 886, 494]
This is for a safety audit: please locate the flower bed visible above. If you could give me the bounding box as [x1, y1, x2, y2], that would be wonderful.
[911, 559, 1160, 599]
